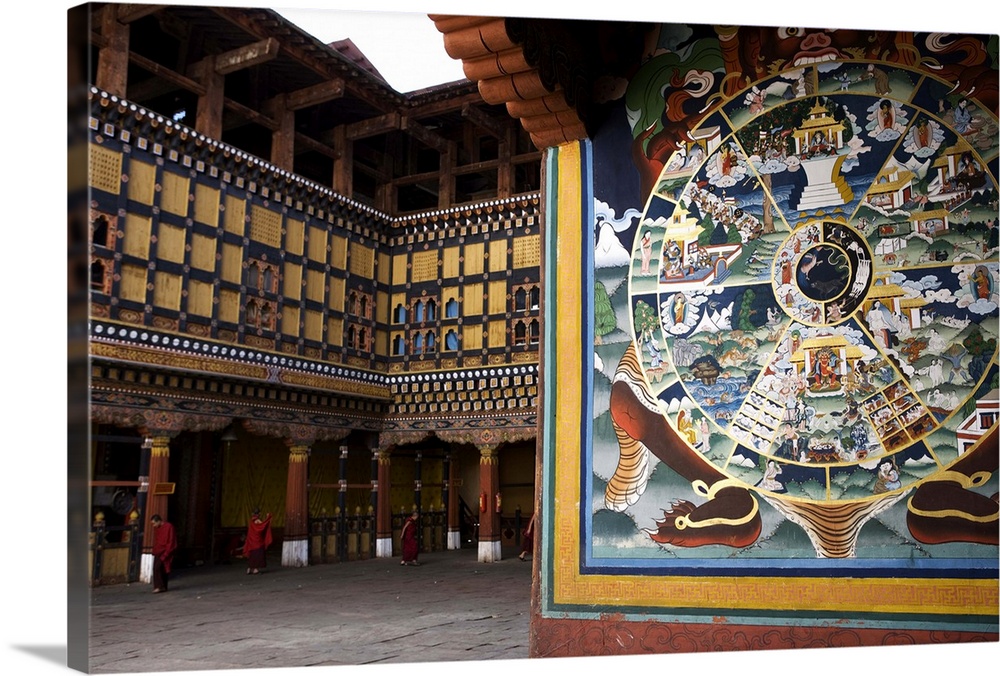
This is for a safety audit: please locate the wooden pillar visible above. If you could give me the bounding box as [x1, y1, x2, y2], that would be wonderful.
[438, 141, 456, 209]
[375, 448, 393, 557]
[95, 5, 129, 97]
[445, 454, 461, 550]
[269, 94, 296, 172]
[281, 444, 310, 567]
[478, 445, 501, 562]
[332, 125, 352, 196]
[194, 56, 224, 141]
[139, 435, 171, 582]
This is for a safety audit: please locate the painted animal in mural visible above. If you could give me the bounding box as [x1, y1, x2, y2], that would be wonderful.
[604, 341, 762, 547]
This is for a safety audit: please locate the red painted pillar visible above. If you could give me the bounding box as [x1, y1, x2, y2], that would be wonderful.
[376, 448, 393, 557]
[140, 435, 171, 582]
[478, 445, 501, 562]
[282, 444, 310, 567]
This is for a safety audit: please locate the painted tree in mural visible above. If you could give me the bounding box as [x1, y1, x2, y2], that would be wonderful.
[594, 280, 616, 344]
[633, 300, 658, 344]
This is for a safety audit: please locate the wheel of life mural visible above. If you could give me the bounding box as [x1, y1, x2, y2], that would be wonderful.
[609, 62, 999, 558]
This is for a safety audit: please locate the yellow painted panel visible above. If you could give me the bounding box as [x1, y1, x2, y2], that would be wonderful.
[250, 204, 282, 248]
[377, 252, 391, 285]
[411, 250, 438, 283]
[327, 317, 343, 346]
[376, 291, 389, 324]
[194, 183, 220, 227]
[330, 235, 348, 270]
[90, 144, 122, 195]
[308, 227, 327, 262]
[286, 218, 305, 256]
[190, 233, 217, 272]
[349, 242, 374, 278]
[218, 288, 240, 324]
[463, 283, 483, 317]
[488, 280, 507, 315]
[443, 247, 460, 278]
[223, 194, 246, 236]
[283, 263, 302, 301]
[153, 271, 182, 310]
[186, 278, 213, 318]
[123, 213, 152, 259]
[306, 269, 325, 303]
[464, 243, 484, 276]
[513, 234, 540, 269]
[119, 264, 148, 303]
[304, 309, 323, 342]
[156, 223, 186, 264]
[462, 324, 483, 351]
[328, 277, 345, 312]
[488, 238, 507, 273]
[392, 253, 408, 285]
[220, 242, 243, 284]
[160, 171, 190, 216]
[488, 319, 507, 348]
[282, 304, 300, 337]
[127, 158, 156, 205]
[375, 330, 387, 356]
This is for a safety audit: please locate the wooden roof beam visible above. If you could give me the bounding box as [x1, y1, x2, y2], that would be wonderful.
[113, 4, 166, 24]
[284, 78, 345, 111]
[400, 117, 450, 152]
[214, 37, 280, 76]
[461, 103, 508, 138]
[346, 112, 402, 140]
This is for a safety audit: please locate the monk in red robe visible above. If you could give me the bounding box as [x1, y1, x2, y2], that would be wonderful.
[400, 511, 420, 566]
[150, 514, 177, 593]
[243, 509, 273, 575]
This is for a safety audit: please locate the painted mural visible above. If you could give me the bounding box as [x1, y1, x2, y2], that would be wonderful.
[560, 24, 998, 638]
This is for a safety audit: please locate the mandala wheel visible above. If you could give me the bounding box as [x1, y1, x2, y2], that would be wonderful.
[623, 66, 999, 557]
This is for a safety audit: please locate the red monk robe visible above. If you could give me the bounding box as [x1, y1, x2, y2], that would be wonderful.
[243, 511, 273, 574]
[151, 515, 177, 593]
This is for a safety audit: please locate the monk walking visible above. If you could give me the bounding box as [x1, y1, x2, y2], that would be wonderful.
[243, 508, 273, 575]
[150, 514, 177, 593]
[400, 511, 420, 566]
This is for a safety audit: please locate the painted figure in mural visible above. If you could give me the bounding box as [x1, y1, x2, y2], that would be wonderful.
[671, 293, 686, 324]
[243, 508, 273, 575]
[757, 460, 783, 492]
[400, 511, 420, 566]
[952, 98, 973, 133]
[639, 230, 653, 274]
[645, 333, 663, 368]
[811, 348, 840, 390]
[150, 514, 177, 593]
[874, 461, 902, 494]
[859, 64, 892, 96]
[971, 266, 992, 300]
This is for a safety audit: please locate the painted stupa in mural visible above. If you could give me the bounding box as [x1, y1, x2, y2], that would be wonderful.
[788, 99, 854, 211]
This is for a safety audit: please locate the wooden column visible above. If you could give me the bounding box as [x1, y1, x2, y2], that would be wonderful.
[446, 454, 461, 550]
[281, 444, 310, 567]
[269, 94, 296, 172]
[95, 5, 129, 97]
[139, 435, 171, 582]
[375, 448, 394, 557]
[478, 445, 502, 562]
[332, 125, 352, 196]
[194, 56, 224, 141]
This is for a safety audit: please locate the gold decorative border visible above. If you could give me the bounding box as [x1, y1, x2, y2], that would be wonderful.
[547, 142, 998, 619]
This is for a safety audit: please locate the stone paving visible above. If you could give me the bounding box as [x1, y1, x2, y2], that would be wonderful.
[88, 547, 533, 673]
